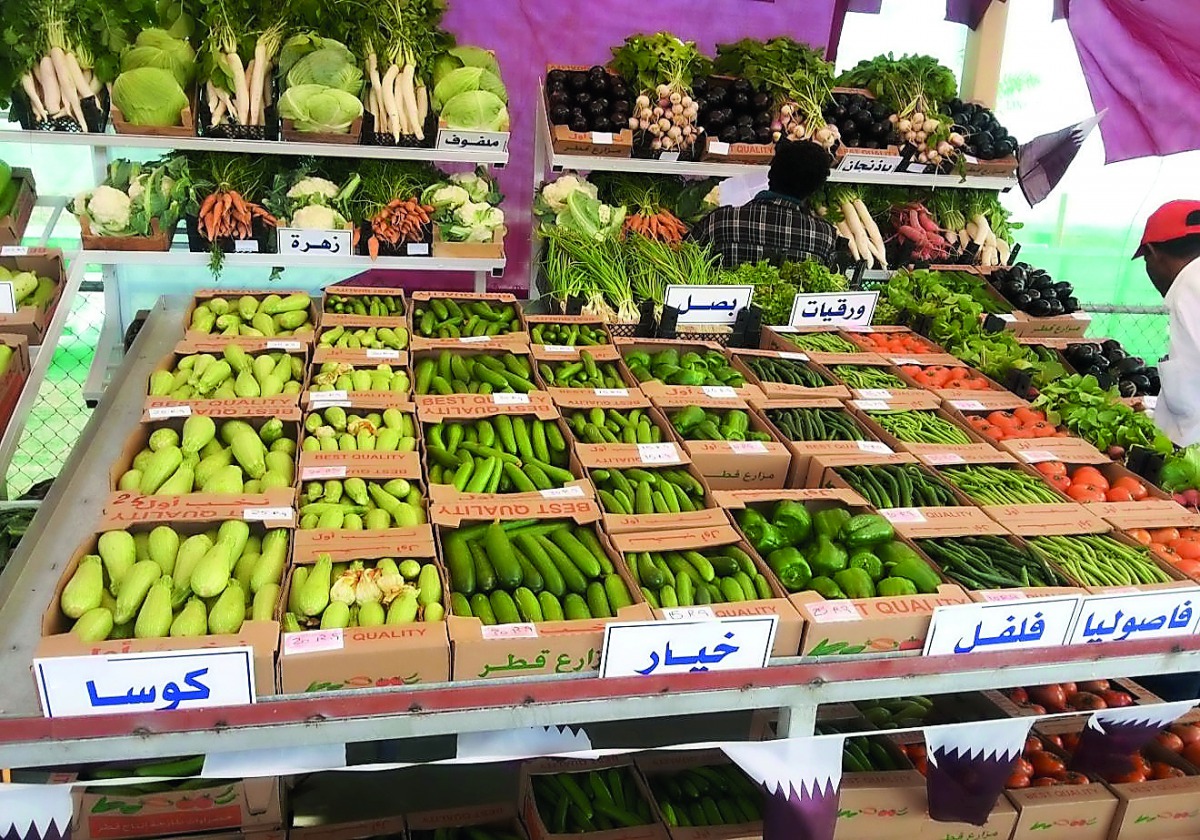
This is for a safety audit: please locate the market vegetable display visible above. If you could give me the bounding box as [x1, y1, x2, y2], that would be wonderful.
[866, 410, 973, 445]
[413, 297, 521, 339]
[60, 523, 289, 640]
[302, 407, 417, 453]
[623, 348, 744, 388]
[531, 767, 652, 833]
[669, 407, 771, 442]
[298, 478, 425, 530]
[848, 330, 939, 355]
[1132, 527, 1200, 579]
[592, 468, 708, 516]
[444, 520, 633, 622]
[72, 156, 194, 238]
[197, 0, 284, 133]
[266, 172, 358, 230]
[736, 501, 942, 597]
[413, 351, 534, 395]
[991, 262, 1079, 318]
[311, 362, 410, 394]
[189, 292, 313, 337]
[740, 356, 829, 389]
[778, 332, 859, 354]
[188, 154, 280, 271]
[1032, 375, 1171, 457]
[1061, 338, 1158, 398]
[834, 464, 960, 508]
[563, 408, 666, 446]
[116, 416, 294, 495]
[919, 536, 1069, 590]
[1028, 535, 1173, 586]
[538, 355, 627, 390]
[939, 465, 1066, 506]
[425, 416, 574, 493]
[530, 323, 609, 347]
[693, 75, 775, 147]
[433, 52, 510, 133]
[899, 364, 994, 391]
[422, 169, 505, 244]
[276, 36, 362, 135]
[645, 764, 761, 828]
[948, 98, 1017, 161]
[1033, 462, 1151, 504]
[545, 66, 630, 135]
[283, 555, 443, 631]
[629, 544, 771, 608]
[766, 407, 866, 441]
[0, 265, 57, 310]
[830, 365, 907, 391]
[318, 324, 408, 351]
[717, 260, 847, 325]
[148, 348, 303, 399]
[963, 408, 1062, 442]
[324, 292, 405, 317]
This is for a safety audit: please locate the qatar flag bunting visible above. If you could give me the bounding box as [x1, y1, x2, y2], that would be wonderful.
[1067, 700, 1198, 780]
[723, 735, 845, 840]
[924, 718, 1034, 825]
[0, 784, 72, 840]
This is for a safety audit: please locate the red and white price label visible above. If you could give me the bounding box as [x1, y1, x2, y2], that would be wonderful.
[147, 405, 192, 420]
[492, 392, 530, 405]
[301, 465, 347, 480]
[808, 602, 861, 623]
[637, 443, 681, 464]
[889, 357, 922, 366]
[459, 335, 492, 344]
[923, 452, 965, 465]
[283, 629, 344, 655]
[542, 344, 574, 353]
[311, 390, 349, 403]
[881, 507, 926, 524]
[243, 507, 294, 521]
[662, 607, 716, 622]
[978, 590, 1028, 603]
[729, 440, 768, 454]
[779, 351, 809, 361]
[481, 623, 538, 640]
[853, 400, 891, 411]
[856, 389, 894, 400]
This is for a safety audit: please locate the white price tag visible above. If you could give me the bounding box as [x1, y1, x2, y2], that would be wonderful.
[807, 602, 861, 623]
[1019, 450, 1058, 464]
[949, 400, 987, 411]
[591, 131, 614, 145]
[708, 141, 731, 156]
[243, 506, 294, 521]
[701, 386, 738, 399]
[542, 344, 574, 353]
[283, 628, 344, 655]
[366, 348, 401, 358]
[1069, 589, 1200, 645]
[599, 616, 776, 677]
[492, 392, 531, 405]
[881, 507, 926, 523]
[593, 388, 629, 397]
[459, 335, 492, 344]
[301, 465, 347, 480]
[978, 590, 1028, 603]
[0, 245, 29, 256]
[33, 647, 255, 718]
[637, 443, 681, 464]
[406, 243, 431, 257]
[1143, 395, 1159, 410]
[853, 400, 891, 411]
[0, 282, 15, 314]
[856, 441, 893, 454]
[662, 607, 716, 622]
[923, 596, 1082, 656]
[147, 404, 192, 420]
[310, 390, 349, 402]
[889, 357, 923, 366]
[540, 485, 586, 499]
[233, 239, 259, 253]
[481, 623, 538, 640]
[729, 440, 768, 454]
[659, 151, 681, 162]
[1071, 312, 1091, 320]
[856, 389, 894, 400]
[279, 228, 352, 258]
[997, 314, 1017, 322]
[267, 340, 303, 351]
[779, 351, 809, 361]
[923, 452, 965, 465]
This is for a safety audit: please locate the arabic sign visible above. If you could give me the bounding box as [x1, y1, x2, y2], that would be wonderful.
[789, 291, 878, 328]
[436, 128, 510, 153]
[664, 284, 754, 325]
[837, 152, 905, 174]
[0, 281, 15, 314]
[279, 227, 353, 257]
[923, 596, 1082, 656]
[599, 615, 777, 678]
[1068, 589, 1200, 645]
[33, 647, 255, 718]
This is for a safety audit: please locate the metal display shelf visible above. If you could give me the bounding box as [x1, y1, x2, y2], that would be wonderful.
[78, 247, 507, 274]
[1, 299, 1200, 769]
[0, 129, 509, 166]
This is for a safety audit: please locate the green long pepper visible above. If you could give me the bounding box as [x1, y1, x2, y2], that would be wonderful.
[767, 407, 866, 441]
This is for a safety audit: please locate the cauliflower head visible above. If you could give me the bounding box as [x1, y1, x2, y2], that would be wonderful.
[540, 175, 597, 213]
[85, 185, 133, 235]
[287, 177, 340, 202]
[449, 171, 491, 203]
[290, 204, 348, 230]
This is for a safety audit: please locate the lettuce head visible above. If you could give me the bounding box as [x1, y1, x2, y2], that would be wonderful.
[279, 85, 363, 134]
[432, 67, 507, 111]
[440, 90, 510, 132]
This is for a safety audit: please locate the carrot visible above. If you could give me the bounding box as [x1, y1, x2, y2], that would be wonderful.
[368, 235, 380, 259]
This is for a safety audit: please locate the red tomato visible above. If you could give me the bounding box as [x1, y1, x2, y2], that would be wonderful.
[1170, 723, 1200, 746]
[1025, 736, 1044, 753]
[1127, 529, 1153, 546]
[1098, 690, 1134, 708]
[1059, 771, 1091, 785]
[1067, 483, 1108, 503]
[1006, 771, 1032, 789]
[1169, 539, 1200, 560]
[1175, 558, 1200, 578]
[1035, 461, 1067, 477]
[1113, 476, 1149, 500]
[1156, 731, 1185, 754]
[1059, 733, 1080, 752]
[1042, 733, 1065, 749]
[1013, 757, 1035, 777]
[1072, 466, 1110, 490]
[1150, 528, 1181, 544]
[1029, 684, 1069, 712]
[1028, 751, 1066, 777]
[1008, 687, 1030, 704]
[1182, 741, 1200, 767]
[1105, 487, 1136, 502]
[1031, 777, 1060, 786]
[1151, 762, 1186, 780]
[1077, 679, 1110, 692]
[1071, 692, 1109, 711]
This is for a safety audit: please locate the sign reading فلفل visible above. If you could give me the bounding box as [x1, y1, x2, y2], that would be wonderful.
[664, 284, 754, 326]
[599, 615, 777, 678]
[789, 291, 878, 329]
[33, 647, 255, 718]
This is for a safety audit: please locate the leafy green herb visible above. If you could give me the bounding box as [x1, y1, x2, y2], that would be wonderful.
[611, 32, 710, 94]
[1032, 375, 1171, 455]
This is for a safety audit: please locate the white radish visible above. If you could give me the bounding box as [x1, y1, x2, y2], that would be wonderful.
[853, 198, 888, 269]
[38, 56, 61, 114]
[244, 59, 257, 123]
[398, 63, 422, 140]
[944, 229, 958, 249]
[215, 87, 235, 126]
[837, 220, 860, 261]
[972, 213, 993, 247]
[64, 51, 91, 101]
[380, 63, 401, 139]
[211, 97, 227, 127]
[206, 80, 218, 113]
[841, 201, 874, 268]
[49, 48, 85, 130]
[415, 83, 428, 126]
[997, 238, 1012, 265]
[226, 51, 249, 124]
[20, 73, 46, 120]
[392, 71, 408, 139]
[248, 38, 267, 126]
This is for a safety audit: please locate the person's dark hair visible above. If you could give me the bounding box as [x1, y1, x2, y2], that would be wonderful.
[1154, 233, 1200, 261]
[768, 139, 832, 199]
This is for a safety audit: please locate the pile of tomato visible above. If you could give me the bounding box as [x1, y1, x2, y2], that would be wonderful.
[1007, 733, 1092, 788]
[899, 365, 996, 391]
[964, 408, 1065, 441]
[1033, 462, 1152, 503]
[1004, 681, 1135, 714]
[850, 331, 940, 355]
[1127, 527, 1200, 578]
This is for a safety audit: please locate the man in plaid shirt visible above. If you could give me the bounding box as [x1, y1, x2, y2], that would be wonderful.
[691, 139, 838, 267]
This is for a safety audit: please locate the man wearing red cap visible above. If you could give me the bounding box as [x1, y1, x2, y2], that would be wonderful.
[1136, 200, 1200, 447]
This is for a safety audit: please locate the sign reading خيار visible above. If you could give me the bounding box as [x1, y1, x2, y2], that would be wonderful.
[599, 616, 777, 678]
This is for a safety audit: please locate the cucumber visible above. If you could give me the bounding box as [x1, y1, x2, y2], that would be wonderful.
[513, 587, 544, 622]
[445, 535, 475, 595]
[551, 529, 602, 579]
[575, 528, 614, 574]
[450, 592, 473, 617]
[468, 541, 496, 593]
[538, 535, 588, 594]
[515, 534, 566, 597]
[470, 593, 497, 625]
[483, 523, 522, 589]
[586, 582, 612, 618]
[489, 590, 521, 625]
[538, 591, 565, 621]
[604, 574, 633, 610]
[638, 553, 666, 588]
[562, 593, 591, 620]
[516, 553, 545, 593]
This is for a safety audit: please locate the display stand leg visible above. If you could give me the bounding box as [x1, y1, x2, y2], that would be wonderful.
[775, 702, 817, 738]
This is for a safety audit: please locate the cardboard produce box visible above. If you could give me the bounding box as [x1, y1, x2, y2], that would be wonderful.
[307, 348, 411, 402]
[544, 65, 635, 157]
[531, 343, 636, 395]
[841, 325, 948, 359]
[410, 346, 544, 407]
[651, 392, 791, 490]
[760, 326, 884, 363]
[820, 359, 916, 401]
[1020, 452, 1191, 527]
[407, 802, 527, 840]
[575, 446, 726, 534]
[616, 338, 765, 402]
[0, 247, 66, 344]
[311, 333, 409, 368]
[292, 470, 432, 564]
[37, 520, 282, 703]
[71, 776, 282, 840]
[999, 435, 1109, 465]
[105, 411, 300, 526]
[834, 771, 930, 839]
[409, 291, 528, 351]
[993, 310, 1093, 340]
[848, 391, 1002, 459]
[552, 390, 671, 452]
[320, 284, 407, 325]
[521, 756, 668, 840]
[184, 288, 318, 343]
[610, 523, 804, 656]
[891, 357, 1009, 400]
[0, 168, 36, 246]
[0, 332, 30, 439]
[1007, 783, 1119, 840]
[416, 389, 557, 420]
[525, 314, 614, 348]
[279, 527, 449, 693]
[144, 342, 306, 417]
[752, 397, 896, 486]
[911, 529, 1087, 603]
[431, 498, 652, 680]
[727, 348, 851, 400]
[298, 402, 420, 482]
[634, 749, 763, 840]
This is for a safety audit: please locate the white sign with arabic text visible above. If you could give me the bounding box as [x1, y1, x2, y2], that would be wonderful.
[789, 291, 878, 329]
[599, 616, 776, 678]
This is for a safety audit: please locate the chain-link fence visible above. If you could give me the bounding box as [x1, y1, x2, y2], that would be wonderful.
[1079, 303, 1169, 366]
[5, 291, 103, 498]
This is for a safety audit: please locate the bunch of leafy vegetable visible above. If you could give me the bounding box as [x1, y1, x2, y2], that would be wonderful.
[265, 161, 361, 230]
[72, 154, 195, 237]
[837, 53, 957, 117]
[610, 32, 710, 97]
[1032, 375, 1172, 456]
[535, 175, 625, 242]
[718, 259, 847, 325]
[712, 36, 834, 133]
[1160, 446, 1200, 495]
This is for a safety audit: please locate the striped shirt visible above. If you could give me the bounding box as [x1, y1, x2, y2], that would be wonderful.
[691, 191, 838, 268]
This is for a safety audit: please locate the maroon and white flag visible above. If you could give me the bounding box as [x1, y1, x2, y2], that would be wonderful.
[0, 784, 72, 840]
[924, 718, 1034, 826]
[723, 735, 845, 840]
[1068, 700, 1197, 780]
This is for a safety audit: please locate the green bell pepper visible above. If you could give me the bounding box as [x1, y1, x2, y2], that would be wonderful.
[834, 567, 876, 599]
[849, 550, 884, 582]
[766, 547, 812, 592]
[810, 536, 849, 577]
[841, 514, 895, 549]
[772, 500, 812, 545]
[672, 405, 707, 434]
[808, 576, 846, 599]
[877, 577, 919, 597]
[879, 541, 941, 594]
[813, 507, 852, 541]
[736, 508, 788, 554]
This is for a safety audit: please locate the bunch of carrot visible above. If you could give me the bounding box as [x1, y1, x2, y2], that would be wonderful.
[367, 197, 433, 258]
[197, 190, 278, 242]
[623, 209, 688, 244]
[899, 364, 995, 391]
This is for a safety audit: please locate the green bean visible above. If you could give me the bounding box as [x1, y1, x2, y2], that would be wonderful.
[766, 408, 866, 442]
[831, 365, 908, 391]
[919, 536, 1068, 590]
[780, 332, 859, 353]
[868, 410, 972, 445]
[939, 465, 1065, 505]
[743, 356, 828, 388]
[1027, 535, 1172, 587]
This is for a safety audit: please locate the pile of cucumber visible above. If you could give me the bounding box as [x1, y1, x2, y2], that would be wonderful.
[426, 416, 574, 493]
[626, 546, 773, 608]
[414, 298, 522, 339]
[414, 351, 536, 395]
[592, 467, 708, 516]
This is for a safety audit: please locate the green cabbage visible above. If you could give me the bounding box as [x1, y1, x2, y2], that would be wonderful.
[278, 85, 363, 134]
[432, 53, 463, 87]
[112, 67, 188, 126]
[121, 28, 196, 88]
[440, 91, 510, 132]
[449, 46, 501, 79]
[432, 67, 507, 112]
[278, 34, 354, 78]
[287, 48, 363, 95]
